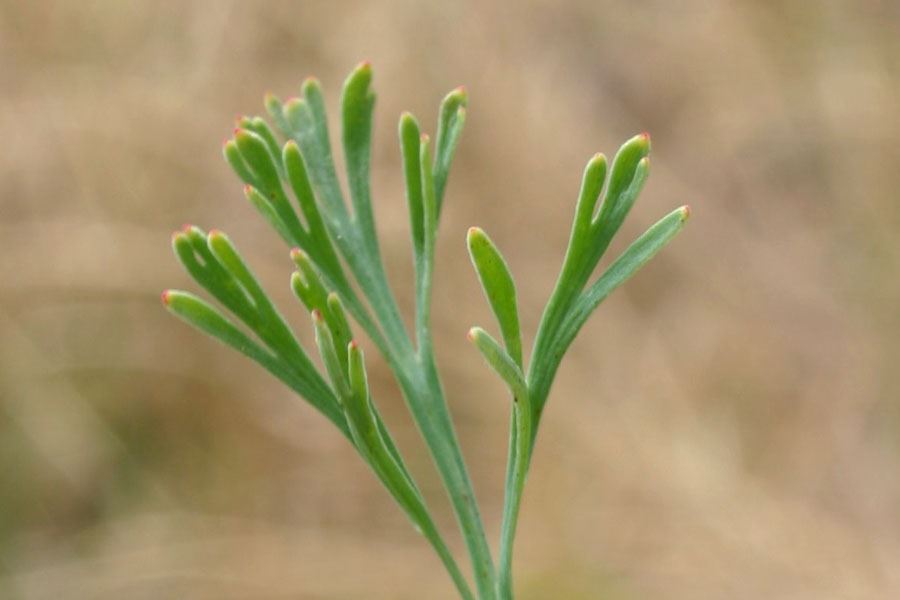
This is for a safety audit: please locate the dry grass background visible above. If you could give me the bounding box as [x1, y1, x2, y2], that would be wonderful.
[2, 1, 900, 598]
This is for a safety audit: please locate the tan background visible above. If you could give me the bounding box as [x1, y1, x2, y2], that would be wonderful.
[2, 1, 900, 598]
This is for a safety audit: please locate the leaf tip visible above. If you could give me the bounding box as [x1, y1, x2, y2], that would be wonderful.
[451, 85, 468, 105]
[301, 77, 320, 94]
[680, 205, 691, 221]
[637, 131, 652, 152]
[443, 85, 469, 107]
[588, 152, 607, 170]
[161, 290, 172, 306]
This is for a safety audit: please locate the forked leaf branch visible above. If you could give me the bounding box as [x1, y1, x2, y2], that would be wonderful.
[163, 62, 689, 600]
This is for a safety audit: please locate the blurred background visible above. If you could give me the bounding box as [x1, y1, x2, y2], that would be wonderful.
[2, 1, 899, 598]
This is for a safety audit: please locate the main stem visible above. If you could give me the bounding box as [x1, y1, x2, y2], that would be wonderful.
[363, 258, 496, 598]
[397, 353, 497, 599]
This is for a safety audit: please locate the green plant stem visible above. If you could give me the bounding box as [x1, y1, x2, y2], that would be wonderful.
[496, 394, 531, 599]
[418, 507, 477, 600]
[399, 356, 497, 599]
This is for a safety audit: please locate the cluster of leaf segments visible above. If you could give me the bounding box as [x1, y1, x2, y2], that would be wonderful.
[163, 61, 689, 600]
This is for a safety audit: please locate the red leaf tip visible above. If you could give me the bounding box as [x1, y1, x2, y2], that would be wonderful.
[681, 205, 692, 220]
[311, 309, 323, 321]
[466, 328, 477, 342]
[161, 290, 171, 306]
[348, 339, 359, 350]
[639, 131, 651, 141]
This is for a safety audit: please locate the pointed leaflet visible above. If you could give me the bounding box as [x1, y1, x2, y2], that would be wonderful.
[162, 290, 346, 433]
[264, 92, 292, 137]
[231, 130, 307, 247]
[467, 327, 528, 403]
[414, 134, 438, 351]
[282, 140, 348, 279]
[243, 185, 292, 245]
[206, 230, 312, 374]
[571, 153, 608, 253]
[467, 227, 523, 367]
[312, 309, 352, 400]
[233, 128, 282, 193]
[595, 132, 650, 226]
[433, 86, 467, 214]
[555, 205, 690, 361]
[584, 134, 652, 272]
[341, 61, 378, 246]
[400, 113, 425, 260]
[290, 248, 330, 309]
[343, 340, 415, 492]
[326, 293, 353, 377]
[284, 143, 391, 360]
[223, 140, 257, 187]
[529, 140, 650, 393]
[281, 81, 350, 229]
[239, 116, 285, 178]
[172, 226, 257, 327]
